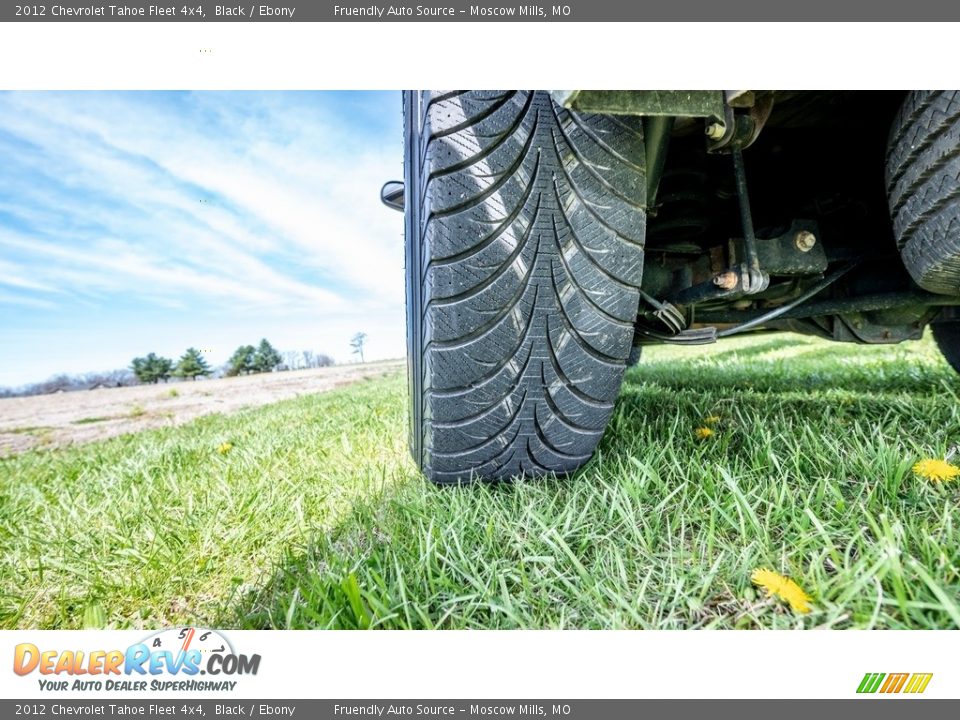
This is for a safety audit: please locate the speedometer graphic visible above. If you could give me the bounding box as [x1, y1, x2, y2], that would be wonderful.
[141, 627, 234, 659]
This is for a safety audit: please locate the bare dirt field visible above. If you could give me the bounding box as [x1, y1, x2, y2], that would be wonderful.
[0, 360, 404, 456]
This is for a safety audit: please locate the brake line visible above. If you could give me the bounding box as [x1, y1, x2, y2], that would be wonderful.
[716, 261, 860, 338]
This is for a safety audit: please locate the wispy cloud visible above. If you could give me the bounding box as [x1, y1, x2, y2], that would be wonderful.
[0, 91, 405, 386]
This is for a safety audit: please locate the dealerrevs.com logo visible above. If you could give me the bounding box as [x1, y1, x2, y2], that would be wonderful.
[857, 673, 933, 695]
[13, 627, 261, 693]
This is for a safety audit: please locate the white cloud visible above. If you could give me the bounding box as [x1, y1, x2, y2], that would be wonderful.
[0, 91, 409, 386]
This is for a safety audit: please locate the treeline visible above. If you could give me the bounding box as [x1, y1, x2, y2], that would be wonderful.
[0, 369, 138, 398]
[130, 348, 210, 384]
[0, 338, 336, 398]
[224, 339, 281, 377]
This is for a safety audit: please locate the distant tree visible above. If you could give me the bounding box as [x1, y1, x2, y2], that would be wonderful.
[83, 369, 136, 389]
[131, 353, 173, 384]
[174, 347, 212, 381]
[130, 357, 148, 383]
[5, 368, 134, 397]
[225, 345, 256, 377]
[350, 332, 367, 363]
[252, 338, 282, 373]
[316, 353, 335, 368]
[35, 374, 74, 394]
[155, 356, 174, 383]
[282, 350, 300, 372]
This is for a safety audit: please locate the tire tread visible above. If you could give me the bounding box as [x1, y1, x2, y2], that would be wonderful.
[887, 90, 960, 295]
[405, 90, 646, 482]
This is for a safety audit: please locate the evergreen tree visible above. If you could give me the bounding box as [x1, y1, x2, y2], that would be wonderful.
[225, 345, 256, 377]
[174, 347, 211, 381]
[130, 352, 173, 384]
[130, 356, 149, 383]
[155, 355, 173, 383]
[253, 338, 282, 373]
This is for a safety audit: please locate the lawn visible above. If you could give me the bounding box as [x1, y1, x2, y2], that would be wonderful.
[2, 333, 960, 630]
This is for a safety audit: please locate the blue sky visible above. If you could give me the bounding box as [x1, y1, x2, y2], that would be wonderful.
[0, 91, 405, 387]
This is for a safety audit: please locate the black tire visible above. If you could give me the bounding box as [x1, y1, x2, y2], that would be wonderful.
[932, 322, 960, 373]
[887, 90, 960, 295]
[403, 91, 647, 483]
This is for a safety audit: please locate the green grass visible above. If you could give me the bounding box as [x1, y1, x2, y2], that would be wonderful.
[2, 334, 960, 629]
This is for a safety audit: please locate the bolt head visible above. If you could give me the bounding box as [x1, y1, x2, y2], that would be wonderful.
[794, 230, 817, 252]
[713, 271, 739, 290]
[705, 122, 726, 140]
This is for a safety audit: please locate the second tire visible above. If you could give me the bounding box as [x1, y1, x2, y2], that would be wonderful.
[887, 90, 960, 295]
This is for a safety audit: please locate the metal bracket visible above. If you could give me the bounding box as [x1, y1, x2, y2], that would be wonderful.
[669, 220, 822, 307]
[705, 93, 774, 153]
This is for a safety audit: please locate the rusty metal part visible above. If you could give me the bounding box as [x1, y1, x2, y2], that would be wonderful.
[716, 262, 859, 337]
[731, 146, 768, 294]
[707, 93, 775, 153]
[713, 271, 739, 290]
[748, 221, 827, 276]
[795, 230, 817, 252]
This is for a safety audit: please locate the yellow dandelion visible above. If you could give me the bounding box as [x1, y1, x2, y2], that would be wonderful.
[912, 458, 960, 482]
[751, 568, 812, 614]
[217, 442, 233, 455]
[704, 415, 721, 425]
[694, 427, 714, 440]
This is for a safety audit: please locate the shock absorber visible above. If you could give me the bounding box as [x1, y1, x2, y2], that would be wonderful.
[646, 160, 712, 248]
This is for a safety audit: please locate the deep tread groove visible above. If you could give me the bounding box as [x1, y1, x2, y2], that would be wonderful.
[425, 228, 540, 351]
[430, 195, 540, 305]
[405, 90, 646, 482]
[554, 219, 635, 328]
[540, 363, 603, 435]
[428, 284, 542, 401]
[430, 389, 528, 457]
[426, 118, 541, 221]
[552, 178, 643, 294]
[557, 102, 646, 175]
[432, 343, 535, 429]
[427, 92, 536, 182]
[887, 91, 960, 193]
[549, 267, 624, 365]
[887, 91, 960, 294]
[426, 91, 517, 142]
[546, 316, 614, 408]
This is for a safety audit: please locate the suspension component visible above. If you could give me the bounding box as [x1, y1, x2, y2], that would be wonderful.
[731, 146, 769, 295]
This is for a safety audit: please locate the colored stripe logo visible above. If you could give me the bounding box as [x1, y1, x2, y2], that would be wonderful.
[857, 672, 933, 694]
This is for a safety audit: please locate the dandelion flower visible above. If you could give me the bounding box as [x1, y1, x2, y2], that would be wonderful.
[751, 568, 812, 614]
[912, 458, 960, 482]
[704, 415, 721, 425]
[217, 442, 233, 455]
[694, 427, 714, 440]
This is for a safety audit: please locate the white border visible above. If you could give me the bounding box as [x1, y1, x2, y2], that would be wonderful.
[0, 22, 955, 90]
[0, 18, 955, 704]
[1, 630, 954, 699]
